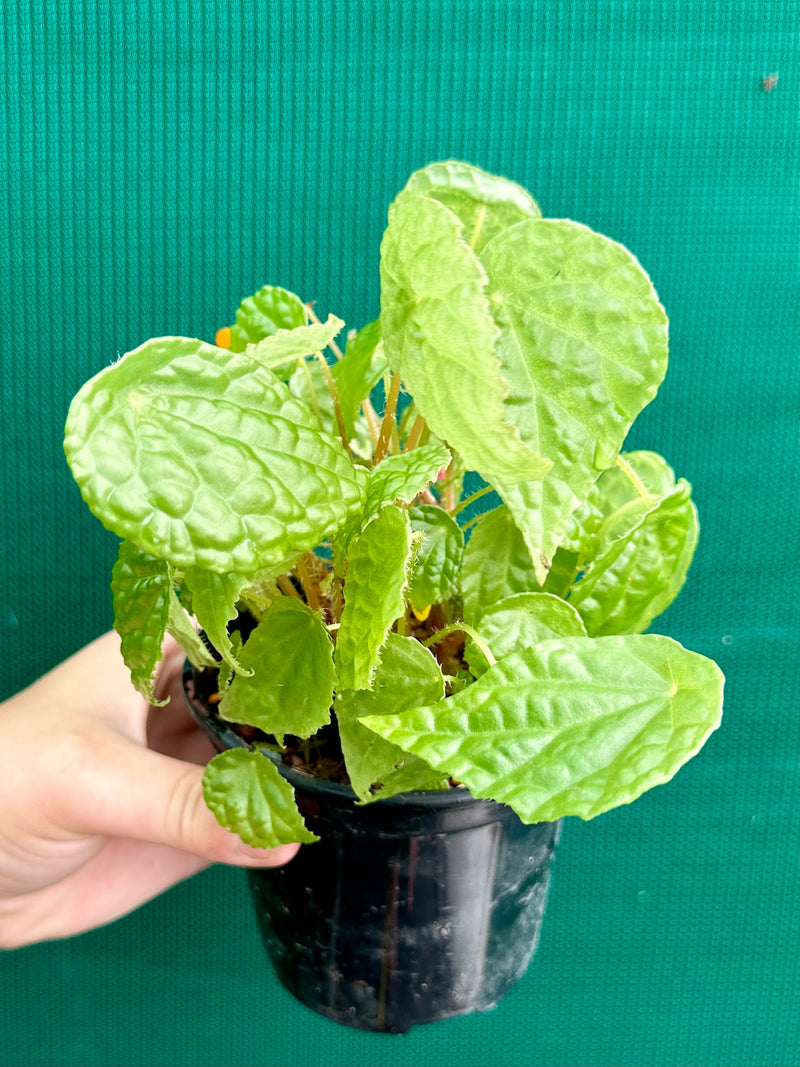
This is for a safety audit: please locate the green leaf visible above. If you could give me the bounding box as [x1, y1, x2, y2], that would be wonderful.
[287, 355, 334, 432]
[225, 285, 307, 353]
[246, 315, 345, 376]
[331, 444, 450, 576]
[407, 505, 464, 613]
[401, 160, 541, 252]
[359, 635, 724, 823]
[460, 506, 538, 623]
[166, 587, 217, 669]
[182, 568, 250, 674]
[364, 444, 452, 525]
[480, 219, 669, 581]
[219, 598, 335, 740]
[335, 506, 413, 690]
[332, 320, 387, 436]
[465, 592, 587, 676]
[336, 633, 446, 801]
[110, 540, 171, 704]
[202, 748, 319, 847]
[566, 453, 700, 635]
[380, 191, 551, 485]
[64, 337, 366, 574]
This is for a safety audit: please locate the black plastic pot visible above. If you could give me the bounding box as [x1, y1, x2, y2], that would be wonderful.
[184, 668, 561, 1033]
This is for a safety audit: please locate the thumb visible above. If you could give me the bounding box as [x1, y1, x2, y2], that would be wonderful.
[70, 734, 300, 868]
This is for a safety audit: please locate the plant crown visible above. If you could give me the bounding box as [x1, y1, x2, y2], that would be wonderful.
[64, 161, 724, 847]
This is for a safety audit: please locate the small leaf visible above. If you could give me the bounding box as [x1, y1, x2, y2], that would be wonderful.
[245, 315, 345, 375]
[64, 337, 366, 574]
[481, 219, 669, 580]
[465, 592, 587, 676]
[401, 160, 541, 252]
[336, 633, 446, 801]
[182, 568, 250, 673]
[359, 635, 724, 823]
[380, 191, 550, 485]
[219, 598, 335, 740]
[567, 452, 700, 635]
[203, 748, 319, 847]
[332, 320, 387, 436]
[460, 506, 538, 623]
[364, 444, 452, 525]
[407, 505, 464, 613]
[225, 285, 307, 353]
[110, 540, 171, 704]
[335, 506, 413, 690]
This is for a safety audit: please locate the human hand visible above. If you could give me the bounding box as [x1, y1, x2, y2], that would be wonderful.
[0, 631, 299, 948]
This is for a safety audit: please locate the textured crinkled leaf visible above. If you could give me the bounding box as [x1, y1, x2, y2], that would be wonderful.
[246, 315, 345, 375]
[481, 219, 669, 581]
[111, 540, 171, 703]
[460, 506, 538, 623]
[402, 160, 541, 252]
[407, 505, 464, 613]
[335, 506, 413, 690]
[364, 444, 452, 525]
[567, 453, 699, 635]
[64, 337, 366, 573]
[219, 598, 335, 740]
[332, 320, 387, 436]
[360, 635, 724, 823]
[465, 592, 587, 676]
[202, 748, 318, 847]
[380, 191, 550, 485]
[332, 444, 450, 574]
[336, 633, 446, 801]
[182, 568, 250, 674]
[226, 284, 307, 353]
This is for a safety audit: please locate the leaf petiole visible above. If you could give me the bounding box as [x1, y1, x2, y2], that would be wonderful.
[420, 622, 496, 668]
[615, 454, 654, 502]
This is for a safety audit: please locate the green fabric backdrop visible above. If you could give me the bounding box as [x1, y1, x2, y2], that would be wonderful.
[1, 2, 797, 1065]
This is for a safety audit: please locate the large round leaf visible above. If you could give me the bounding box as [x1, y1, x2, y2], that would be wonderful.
[64, 336, 365, 573]
[481, 219, 669, 580]
[360, 635, 724, 823]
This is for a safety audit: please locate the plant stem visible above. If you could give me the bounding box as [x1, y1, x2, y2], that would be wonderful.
[305, 302, 344, 360]
[403, 414, 427, 452]
[459, 511, 487, 534]
[362, 396, 382, 445]
[452, 484, 493, 517]
[277, 574, 301, 599]
[442, 464, 457, 513]
[373, 372, 402, 465]
[420, 622, 496, 668]
[615, 454, 653, 501]
[296, 553, 323, 613]
[313, 351, 350, 451]
[469, 205, 487, 250]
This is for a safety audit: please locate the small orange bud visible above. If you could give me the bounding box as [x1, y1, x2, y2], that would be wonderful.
[411, 604, 432, 622]
[215, 326, 232, 349]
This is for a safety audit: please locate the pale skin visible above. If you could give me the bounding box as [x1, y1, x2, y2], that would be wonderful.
[0, 632, 299, 950]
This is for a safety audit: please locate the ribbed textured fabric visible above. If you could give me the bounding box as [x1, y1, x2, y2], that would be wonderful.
[1, 2, 797, 1065]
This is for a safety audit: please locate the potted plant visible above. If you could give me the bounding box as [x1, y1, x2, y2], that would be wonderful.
[63, 160, 724, 1033]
